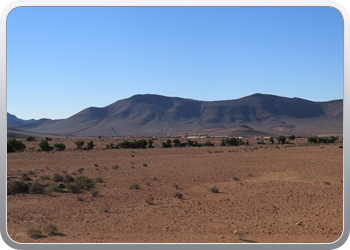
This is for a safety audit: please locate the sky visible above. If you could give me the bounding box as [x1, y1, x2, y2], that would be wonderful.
[7, 7, 343, 120]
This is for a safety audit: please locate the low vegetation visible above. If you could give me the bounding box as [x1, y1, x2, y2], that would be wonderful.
[7, 138, 26, 153]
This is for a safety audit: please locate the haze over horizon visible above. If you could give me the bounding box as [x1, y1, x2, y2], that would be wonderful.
[7, 7, 343, 120]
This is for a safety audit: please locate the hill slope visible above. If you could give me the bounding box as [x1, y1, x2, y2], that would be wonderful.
[8, 94, 343, 137]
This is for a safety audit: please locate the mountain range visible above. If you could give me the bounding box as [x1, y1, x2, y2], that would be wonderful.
[7, 93, 343, 137]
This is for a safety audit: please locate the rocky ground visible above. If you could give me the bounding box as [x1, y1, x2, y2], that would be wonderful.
[6, 137, 343, 243]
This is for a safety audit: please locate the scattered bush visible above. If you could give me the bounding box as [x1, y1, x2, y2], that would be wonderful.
[26, 136, 36, 142]
[53, 143, 66, 151]
[86, 141, 95, 150]
[148, 139, 154, 148]
[43, 224, 58, 235]
[53, 173, 64, 182]
[112, 165, 119, 169]
[45, 137, 52, 141]
[77, 168, 84, 173]
[173, 192, 183, 199]
[269, 137, 275, 144]
[173, 183, 179, 189]
[130, 183, 140, 189]
[66, 183, 80, 193]
[162, 139, 172, 148]
[90, 189, 99, 197]
[75, 140, 85, 150]
[118, 139, 148, 149]
[277, 135, 286, 144]
[95, 177, 104, 183]
[7, 138, 26, 153]
[27, 228, 42, 238]
[209, 187, 219, 193]
[29, 181, 46, 194]
[75, 176, 94, 190]
[221, 137, 245, 146]
[288, 135, 296, 140]
[38, 139, 53, 151]
[63, 174, 74, 183]
[21, 173, 31, 181]
[145, 197, 155, 205]
[7, 181, 30, 194]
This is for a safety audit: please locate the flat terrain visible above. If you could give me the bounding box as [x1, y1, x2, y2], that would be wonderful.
[7, 138, 343, 243]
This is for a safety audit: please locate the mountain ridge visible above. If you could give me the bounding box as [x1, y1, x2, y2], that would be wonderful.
[8, 93, 343, 137]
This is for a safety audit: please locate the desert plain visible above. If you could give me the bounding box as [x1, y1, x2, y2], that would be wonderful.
[6, 137, 343, 243]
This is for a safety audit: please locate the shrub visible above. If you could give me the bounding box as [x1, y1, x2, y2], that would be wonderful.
[7, 181, 30, 194]
[75, 176, 94, 190]
[112, 165, 119, 169]
[201, 141, 215, 147]
[40, 175, 50, 180]
[209, 187, 219, 193]
[173, 138, 181, 147]
[90, 189, 99, 197]
[277, 135, 286, 144]
[288, 135, 296, 140]
[130, 183, 140, 189]
[86, 141, 95, 150]
[162, 139, 172, 148]
[26, 136, 36, 142]
[307, 136, 318, 143]
[43, 224, 58, 235]
[143, 163, 148, 167]
[45, 184, 62, 194]
[95, 177, 104, 183]
[75, 140, 84, 150]
[66, 183, 80, 193]
[7, 138, 26, 152]
[102, 207, 109, 213]
[54, 143, 66, 151]
[77, 167, 84, 173]
[38, 139, 53, 151]
[29, 181, 45, 194]
[63, 174, 74, 183]
[45, 137, 53, 141]
[77, 196, 84, 201]
[173, 192, 183, 199]
[118, 139, 148, 149]
[148, 139, 154, 148]
[145, 197, 155, 205]
[27, 228, 42, 238]
[269, 137, 275, 144]
[221, 137, 244, 146]
[21, 173, 31, 181]
[53, 173, 64, 182]
[173, 183, 179, 189]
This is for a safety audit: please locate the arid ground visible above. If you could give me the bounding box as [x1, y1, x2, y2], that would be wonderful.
[7, 137, 343, 243]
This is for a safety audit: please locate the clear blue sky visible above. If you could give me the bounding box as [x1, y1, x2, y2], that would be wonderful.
[7, 7, 343, 120]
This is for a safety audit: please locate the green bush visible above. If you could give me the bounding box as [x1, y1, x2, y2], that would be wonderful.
[277, 135, 286, 144]
[29, 181, 45, 194]
[54, 143, 66, 151]
[288, 135, 296, 140]
[75, 176, 94, 190]
[86, 141, 95, 150]
[7, 181, 30, 194]
[90, 189, 99, 197]
[26, 136, 36, 141]
[38, 139, 53, 151]
[75, 140, 85, 149]
[27, 228, 42, 238]
[130, 183, 140, 189]
[269, 137, 275, 144]
[209, 187, 219, 193]
[43, 224, 58, 235]
[162, 139, 172, 148]
[173, 192, 183, 199]
[7, 138, 26, 152]
[221, 137, 244, 146]
[62, 174, 74, 183]
[53, 173, 64, 182]
[66, 183, 80, 193]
